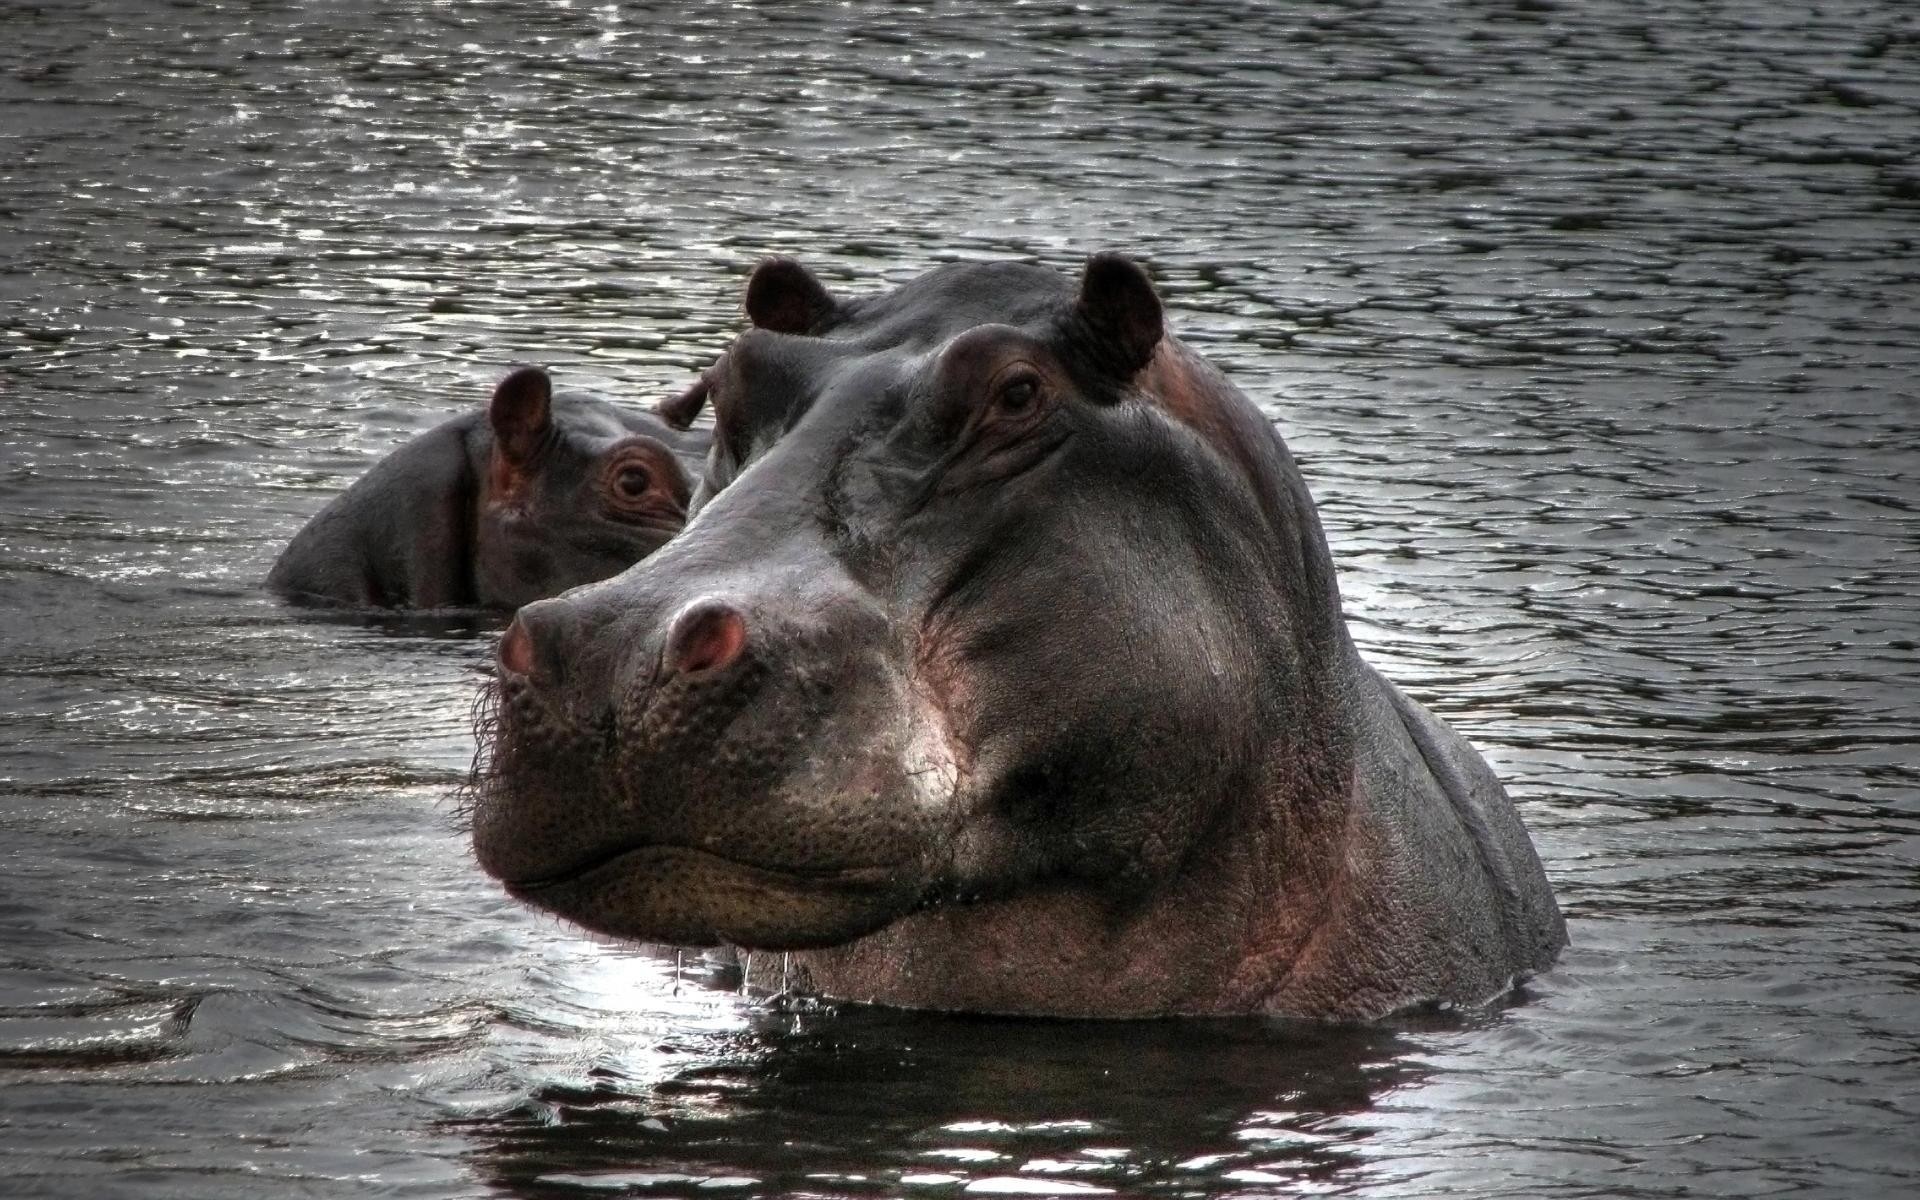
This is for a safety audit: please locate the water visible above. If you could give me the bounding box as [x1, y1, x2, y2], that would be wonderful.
[2, 0, 1916, 1195]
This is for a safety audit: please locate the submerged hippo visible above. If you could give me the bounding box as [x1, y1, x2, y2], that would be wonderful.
[270, 367, 705, 610]
[467, 256, 1566, 1020]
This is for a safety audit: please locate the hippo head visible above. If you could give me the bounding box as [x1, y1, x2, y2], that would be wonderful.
[468, 256, 1353, 962]
[474, 367, 693, 610]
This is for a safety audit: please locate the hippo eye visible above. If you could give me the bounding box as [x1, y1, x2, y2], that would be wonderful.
[615, 465, 652, 498]
[994, 375, 1040, 417]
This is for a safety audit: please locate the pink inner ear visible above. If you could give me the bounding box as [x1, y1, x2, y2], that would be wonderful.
[490, 366, 553, 460]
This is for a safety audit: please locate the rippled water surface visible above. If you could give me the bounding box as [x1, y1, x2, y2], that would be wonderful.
[3, 1, 1917, 1196]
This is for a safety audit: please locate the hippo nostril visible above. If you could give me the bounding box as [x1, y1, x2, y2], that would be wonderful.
[498, 599, 575, 685]
[498, 616, 536, 678]
[664, 600, 749, 678]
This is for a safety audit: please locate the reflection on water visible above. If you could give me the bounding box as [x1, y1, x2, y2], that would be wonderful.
[457, 981, 1420, 1198]
[3, 0, 1918, 1196]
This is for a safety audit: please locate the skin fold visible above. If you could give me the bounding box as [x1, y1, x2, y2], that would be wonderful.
[269, 367, 707, 611]
[467, 258, 1567, 1020]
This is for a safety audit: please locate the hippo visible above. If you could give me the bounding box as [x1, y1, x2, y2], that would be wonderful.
[269, 367, 707, 610]
[465, 256, 1567, 1020]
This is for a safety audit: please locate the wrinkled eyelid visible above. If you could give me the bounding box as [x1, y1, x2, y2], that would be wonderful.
[986, 361, 1048, 411]
[992, 361, 1043, 389]
[599, 452, 650, 497]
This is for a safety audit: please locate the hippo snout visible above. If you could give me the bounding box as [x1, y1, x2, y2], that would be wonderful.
[469, 563, 937, 951]
[500, 595, 750, 686]
[493, 589, 760, 716]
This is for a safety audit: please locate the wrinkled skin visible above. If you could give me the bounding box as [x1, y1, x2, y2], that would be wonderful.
[468, 258, 1567, 1020]
[269, 367, 706, 610]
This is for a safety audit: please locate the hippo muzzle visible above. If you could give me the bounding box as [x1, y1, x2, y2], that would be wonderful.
[470, 502, 954, 950]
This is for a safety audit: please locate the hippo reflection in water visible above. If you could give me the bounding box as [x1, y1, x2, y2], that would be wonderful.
[467, 256, 1567, 1020]
[269, 367, 706, 611]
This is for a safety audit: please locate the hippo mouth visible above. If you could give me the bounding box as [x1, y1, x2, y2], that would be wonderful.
[505, 841, 903, 895]
[495, 841, 923, 951]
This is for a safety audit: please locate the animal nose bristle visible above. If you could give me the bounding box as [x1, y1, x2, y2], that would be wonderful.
[663, 599, 749, 678]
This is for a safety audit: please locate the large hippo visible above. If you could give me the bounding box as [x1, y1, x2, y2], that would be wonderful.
[466, 257, 1567, 1020]
[270, 367, 706, 610]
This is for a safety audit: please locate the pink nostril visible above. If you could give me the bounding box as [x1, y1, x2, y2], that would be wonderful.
[664, 601, 749, 677]
[499, 617, 535, 677]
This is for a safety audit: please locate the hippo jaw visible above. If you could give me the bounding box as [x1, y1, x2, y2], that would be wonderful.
[497, 844, 918, 951]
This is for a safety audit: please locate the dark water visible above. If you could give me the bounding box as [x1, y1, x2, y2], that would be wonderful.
[3, 0, 1917, 1196]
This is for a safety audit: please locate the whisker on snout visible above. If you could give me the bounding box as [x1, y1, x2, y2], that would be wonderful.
[448, 674, 506, 834]
[455, 659, 624, 854]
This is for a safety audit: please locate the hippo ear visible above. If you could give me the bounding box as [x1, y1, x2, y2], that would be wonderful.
[1072, 252, 1164, 377]
[655, 374, 710, 432]
[490, 366, 553, 464]
[745, 257, 837, 334]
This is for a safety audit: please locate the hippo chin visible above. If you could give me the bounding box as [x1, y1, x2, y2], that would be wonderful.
[468, 256, 1567, 1021]
[269, 367, 706, 611]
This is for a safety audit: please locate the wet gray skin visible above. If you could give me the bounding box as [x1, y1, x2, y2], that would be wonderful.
[469, 257, 1567, 1020]
[269, 367, 708, 610]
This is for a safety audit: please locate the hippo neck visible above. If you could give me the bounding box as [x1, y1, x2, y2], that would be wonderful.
[779, 662, 1370, 1019]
